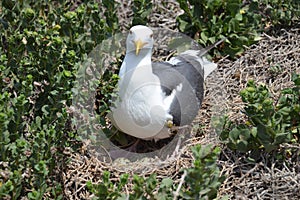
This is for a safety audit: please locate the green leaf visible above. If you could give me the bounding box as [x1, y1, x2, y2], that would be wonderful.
[292, 73, 300, 85]
[177, 17, 189, 32]
[236, 140, 249, 152]
[160, 178, 173, 189]
[274, 132, 291, 144]
[240, 128, 251, 140]
[200, 31, 208, 43]
[235, 13, 243, 21]
[278, 107, 291, 116]
[251, 127, 257, 137]
[63, 70, 72, 77]
[229, 127, 240, 141]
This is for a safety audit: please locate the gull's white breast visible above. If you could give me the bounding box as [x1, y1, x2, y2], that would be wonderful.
[112, 64, 171, 139]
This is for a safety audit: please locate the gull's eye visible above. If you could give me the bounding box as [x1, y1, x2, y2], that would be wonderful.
[150, 33, 153, 38]
[129, 30, 133, 34]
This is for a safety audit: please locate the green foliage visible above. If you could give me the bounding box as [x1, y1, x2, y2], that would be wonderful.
[88, 144, 223, 200]
[102, 0, 119, 33]
[86, 171, 128, 199]
[0, 0, 118, 198]
[1, 0, 299, 198]
[258, 0, 300, 27]
[176, 0, 300, 57]
[132, 0, 153, 26]
[96, 71, 119, 119]
[182, 145, 224, 199]
[217, 74, 300, 157]
[176, 0, 262, 57]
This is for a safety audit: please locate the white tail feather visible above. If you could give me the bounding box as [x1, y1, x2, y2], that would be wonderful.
[202, 57, 217, 79]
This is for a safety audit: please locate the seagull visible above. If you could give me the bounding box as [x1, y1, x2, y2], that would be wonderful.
[109, 25, 223, 141]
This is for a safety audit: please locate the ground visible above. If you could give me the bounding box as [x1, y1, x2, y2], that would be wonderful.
[63, 1, 300, 199]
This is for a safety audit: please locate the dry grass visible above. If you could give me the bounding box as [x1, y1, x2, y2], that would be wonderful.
[63, 1, 300, 199]
[210, 28, 300, 199]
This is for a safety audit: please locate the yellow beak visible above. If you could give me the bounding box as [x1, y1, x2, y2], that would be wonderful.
[135, 39, 148, 55]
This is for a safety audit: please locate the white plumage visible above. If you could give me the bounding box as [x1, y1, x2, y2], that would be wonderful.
[110, 25, 221, 140]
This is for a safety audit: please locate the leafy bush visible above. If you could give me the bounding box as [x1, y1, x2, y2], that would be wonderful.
[132, 0, 153, 26]
[217, 73, 300, 158]
[176, 0, 300, 57]
[87, 144, 224, 200]
[0, 0, 117, 198]
[258, 0, 300, 27]
[1, 0, 299, 198]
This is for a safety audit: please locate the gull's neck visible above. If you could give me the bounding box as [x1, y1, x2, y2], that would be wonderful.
[119, 48, 152, 76]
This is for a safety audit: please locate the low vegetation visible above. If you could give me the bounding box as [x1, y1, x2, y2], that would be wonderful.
[0, 0, 299, 199]
[217, 74, 300, 160]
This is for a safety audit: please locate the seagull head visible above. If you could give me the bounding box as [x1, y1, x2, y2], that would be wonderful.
[126, 25, 154, 55]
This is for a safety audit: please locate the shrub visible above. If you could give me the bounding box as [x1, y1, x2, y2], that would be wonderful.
[176, 0, 300, 57]
[132, 0, 153, 26]
[0, 0, 117, 198]
[217, 74, 300, 159]
[87, 144, 224, 200]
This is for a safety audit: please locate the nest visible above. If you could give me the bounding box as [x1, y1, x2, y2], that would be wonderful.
[62, 1, 300, 199]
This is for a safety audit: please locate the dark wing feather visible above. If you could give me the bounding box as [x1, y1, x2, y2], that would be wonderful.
[152, 55, 204, 126]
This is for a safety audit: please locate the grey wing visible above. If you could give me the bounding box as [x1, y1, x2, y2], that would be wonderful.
[152, 56, 204, 126]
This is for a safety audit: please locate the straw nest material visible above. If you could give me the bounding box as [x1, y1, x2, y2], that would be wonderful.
[62, 1, 300, 199]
